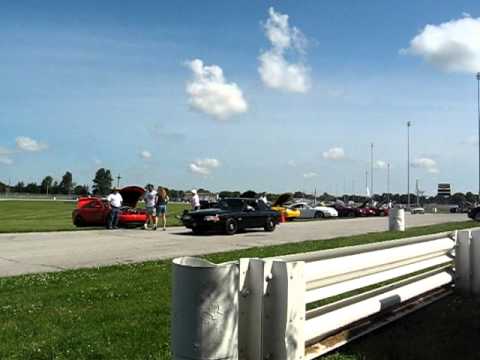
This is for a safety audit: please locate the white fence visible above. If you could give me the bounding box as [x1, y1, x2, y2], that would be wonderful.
[171, 229, 480, 360]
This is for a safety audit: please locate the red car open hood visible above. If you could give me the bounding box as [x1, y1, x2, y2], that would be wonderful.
[119, 186, 145, 208]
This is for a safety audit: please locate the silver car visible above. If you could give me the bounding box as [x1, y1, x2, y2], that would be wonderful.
[289, 202, 339, 219]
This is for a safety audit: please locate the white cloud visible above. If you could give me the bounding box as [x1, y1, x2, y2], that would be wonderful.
[189, 158, 220, 176]
[140, 150, 152, 160]
[258, 7, 310, 93]
[402, 16, 480, 73]
[303, 172, 318, 179]
[463, 136, 478, 146]
[374, 160, 387, 169]
[287, 160, 297, 167]
[412, 157, 439, 174]
[15, 136, 48, 152]
[185, 59, 248, 120]
[323, 147, 345, 160]
[0, 147, 13, 165]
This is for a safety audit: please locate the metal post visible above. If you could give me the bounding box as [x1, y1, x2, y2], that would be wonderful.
[116, 174, 122, 188]
[365, 170, 368, 197]
[477, 72, 480, 204]
[407, 121, 412, 210]
[387, 163, 391, 204]
[370, 143, 374, 198]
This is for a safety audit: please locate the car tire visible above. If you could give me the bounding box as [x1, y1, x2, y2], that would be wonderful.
[314, 211, 324, 219]
[347, 211, 355, 218]
[192, 228, 204, 235]
[74, 215, 86, 227]
[474, 212, 480, 222]
[264, 217, 276, 232]
[225, 218, 238, 235]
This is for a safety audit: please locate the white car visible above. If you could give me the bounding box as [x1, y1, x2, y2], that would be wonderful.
[289, 202, 338, 219]
[410, 207, 425, 214]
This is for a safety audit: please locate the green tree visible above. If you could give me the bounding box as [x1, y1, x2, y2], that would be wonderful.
[59, 171, 73, 194]
[92, 168, 113, 195]
[73, 185, 90, 196]
[40, 176, 54, 194]
[0, 181, 6, 193]
[25, 182, 40, 193]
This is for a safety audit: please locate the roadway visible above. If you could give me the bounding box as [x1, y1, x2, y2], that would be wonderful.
[0, 213, 468, 277]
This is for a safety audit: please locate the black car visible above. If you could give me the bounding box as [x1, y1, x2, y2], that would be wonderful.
[181, 197, 279, 235]
[468, 207, 480, 221]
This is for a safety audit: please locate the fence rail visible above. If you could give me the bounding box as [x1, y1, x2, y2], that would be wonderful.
[171, 228, 480, 360]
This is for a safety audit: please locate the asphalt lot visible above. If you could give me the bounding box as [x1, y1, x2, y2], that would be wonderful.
[0, 213, 469, 277]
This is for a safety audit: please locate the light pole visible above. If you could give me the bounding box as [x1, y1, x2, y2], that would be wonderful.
[407, 121, 412, 210]
[387, 162, 391, 204]
[116, 174, 122, 188]
[370, 142, 374, 198]
[477, 72, 480, 204]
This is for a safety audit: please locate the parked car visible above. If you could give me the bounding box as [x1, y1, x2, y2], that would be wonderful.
[271, 193, 301, 221]
[181, 197, 279, 235]
[289, 202, 338, 218]
[410, 207, 425, 214]
[72, 186, 147, 227]
[468, 207, 480, 221]
[329, 201, 358, 217]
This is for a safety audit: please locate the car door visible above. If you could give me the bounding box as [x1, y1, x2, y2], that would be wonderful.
[81, 200, 107, 225]
[242, 200, 266, 228]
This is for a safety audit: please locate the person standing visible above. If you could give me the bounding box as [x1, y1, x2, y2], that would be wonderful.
[106, 188, 123, 229]
[143, 184, 157, 230]
[156, 187, 169, 231]
[191, 189, 200, 211]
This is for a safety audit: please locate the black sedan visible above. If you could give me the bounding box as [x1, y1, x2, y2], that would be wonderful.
[468, 207, 480, 221]
[181, 198, 279, 235]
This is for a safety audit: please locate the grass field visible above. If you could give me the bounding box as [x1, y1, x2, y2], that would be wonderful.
[0, 201, 189, 233]
[0, 221, 479, 359]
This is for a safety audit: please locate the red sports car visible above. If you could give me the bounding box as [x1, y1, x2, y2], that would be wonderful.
[72, 186, 147, 227]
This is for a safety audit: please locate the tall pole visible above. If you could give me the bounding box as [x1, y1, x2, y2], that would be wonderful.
[407, 121, 412, 210]
[387, 162, 391, 204]
[370, 142, 374, 198]
[116, 174, 122, 188]
[365, 170, 369, 196]
[477, 72, 480, 204]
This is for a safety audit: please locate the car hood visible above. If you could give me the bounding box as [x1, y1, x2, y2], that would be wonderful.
[272, 193, 292, 207]
[119, 186, 145, 208]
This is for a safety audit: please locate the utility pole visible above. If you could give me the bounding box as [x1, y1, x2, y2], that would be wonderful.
[116, 174, 122, 188]
[387, 162, 391, 204]
[477, 72, 480, 204]
[370, 142, 374, 198]
[365, 170, 369, 197]
[407, 121, 412, 210]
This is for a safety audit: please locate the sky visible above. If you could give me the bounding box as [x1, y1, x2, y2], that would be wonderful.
[1, 0, 480, 195]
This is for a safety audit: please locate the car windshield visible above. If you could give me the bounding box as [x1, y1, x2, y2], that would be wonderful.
[217, 199, 245, 211]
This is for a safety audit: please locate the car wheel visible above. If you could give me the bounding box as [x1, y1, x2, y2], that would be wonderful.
[225, 218, 238, 235]
[192, 228, 204, 235]
[380, 211, 386, 217]
[347, 211, 355, 218]
[264, 217, 276, 232]
[314, 211, 324, 219]
[74, 215, 86, 227]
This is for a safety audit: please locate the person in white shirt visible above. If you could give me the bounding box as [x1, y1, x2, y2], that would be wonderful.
[106, 188, 123, 229]
[191, 189, 200, 211]
[143, 184, 158, 230]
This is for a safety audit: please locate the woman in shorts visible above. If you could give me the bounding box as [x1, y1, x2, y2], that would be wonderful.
[156, 187, 169, 231]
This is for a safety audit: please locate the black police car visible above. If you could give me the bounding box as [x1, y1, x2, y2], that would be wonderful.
[181, 198, 279, 235]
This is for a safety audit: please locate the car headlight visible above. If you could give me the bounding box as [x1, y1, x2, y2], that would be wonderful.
[204, 215, 220, 222]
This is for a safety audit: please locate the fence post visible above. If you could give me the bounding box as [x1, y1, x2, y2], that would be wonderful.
[455, 230, 471, 295]
[470, 230, 480, 297]
[171, 257, 239, 360]
[238, 259, 270, 360]
[263, 261, 305, 360]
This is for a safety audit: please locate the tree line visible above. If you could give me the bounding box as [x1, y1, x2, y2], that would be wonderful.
[0, 169, 478, 205]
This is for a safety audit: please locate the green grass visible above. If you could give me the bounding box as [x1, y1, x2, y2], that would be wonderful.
[0, 221, 479, 359]
[0, 201, 189, 233]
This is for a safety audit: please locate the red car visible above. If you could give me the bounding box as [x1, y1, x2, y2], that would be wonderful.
[72, 186, 147, 227]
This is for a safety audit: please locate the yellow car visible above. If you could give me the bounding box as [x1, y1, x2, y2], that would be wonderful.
[271, 193, 301, 221]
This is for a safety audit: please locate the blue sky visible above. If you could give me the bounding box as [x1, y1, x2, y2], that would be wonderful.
[1, 1, 480, 195]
